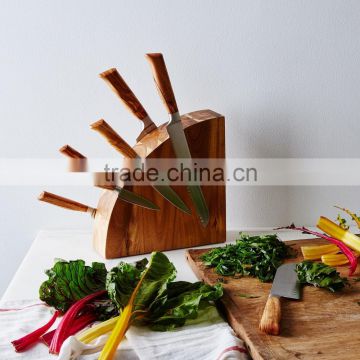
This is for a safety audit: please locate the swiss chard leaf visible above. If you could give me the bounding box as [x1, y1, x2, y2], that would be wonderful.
[106, 259, 148, 310]
[105, 252, 222, 331]
[201, 233, 292, 282]
[39, 259, 107, 312]
[296, 260, 348, 292]
[145, 281, 223, 331]
[106, 252, 176, 313]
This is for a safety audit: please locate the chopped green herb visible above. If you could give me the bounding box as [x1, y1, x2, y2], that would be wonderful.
[296, 261, 348, 292]
[201, 233, 292, 282]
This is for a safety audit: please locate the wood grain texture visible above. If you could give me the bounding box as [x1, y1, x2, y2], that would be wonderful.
[93, 189, 132, 258]
[38, 191, 95, 215]
[59, 144, 87, 172]
[186, 238, 360, 360]
[59, 145, 86, 159]
[146, 53, 178, 114]
[259, 296, 281, 335]
[100, 68, 157, 141]
[108, 109, 226, 257]
[100, 68, 149, 120]
[91, 119, 138, 159]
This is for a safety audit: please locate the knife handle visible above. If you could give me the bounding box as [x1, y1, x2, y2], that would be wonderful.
[146, 53, 179, 115]
[91, 119, 138, 159]
[38, 191, 96, 216]
[59, 145, 86, 159]
[259, 295, 281, 335]
[100, 68, 157, 135]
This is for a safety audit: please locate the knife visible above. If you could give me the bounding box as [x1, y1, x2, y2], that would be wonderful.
[146, 53, 209, 226]
[38, 191, 97, 217]
[99, 68, 157, 142]
[91, 119, 191, 214]
[259, 263, 301, 335]
[93, 178, 159, 211]
[59, 144, 87, 172]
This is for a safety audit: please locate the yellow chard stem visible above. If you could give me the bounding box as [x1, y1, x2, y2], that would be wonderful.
[301, 244, 339, 260]
[77, 316, 119, 344]
[321, 253, 349, 266]
[98, 265, 149, 360]
[317, 216, 360, 252]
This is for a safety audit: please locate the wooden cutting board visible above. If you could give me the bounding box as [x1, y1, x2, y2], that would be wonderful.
[186, 239, 360, 360]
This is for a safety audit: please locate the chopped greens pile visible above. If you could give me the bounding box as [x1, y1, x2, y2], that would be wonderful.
[201, 233, 292, 282]
[296, 260, 348, 292]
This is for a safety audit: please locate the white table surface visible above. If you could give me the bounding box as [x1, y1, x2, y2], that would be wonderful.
[1, 228, 318, 304]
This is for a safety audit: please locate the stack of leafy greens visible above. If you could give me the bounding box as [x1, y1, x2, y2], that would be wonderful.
[296, 260, 348, 292]
[12, 252, 222, 359]
[201, 233, 292, 282]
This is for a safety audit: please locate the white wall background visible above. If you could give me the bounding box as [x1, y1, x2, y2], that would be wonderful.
[1, 0, 359, 295]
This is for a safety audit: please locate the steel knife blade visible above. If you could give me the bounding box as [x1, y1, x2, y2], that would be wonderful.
[91, 119, 190, 214]
[146, 53, 209, 226]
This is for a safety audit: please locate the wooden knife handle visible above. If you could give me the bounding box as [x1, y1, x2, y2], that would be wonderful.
[259, 295, 281, 335]
[38, 191, 95, 215]
[100, 68, 148, 120]
[146, 53, 179, 115]
[59, 145, 86, 159]
[100, 68, 157, 139]
[90, 119, 137, 159]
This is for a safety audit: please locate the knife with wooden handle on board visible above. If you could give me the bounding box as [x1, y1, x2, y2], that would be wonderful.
[91, 119, 191, 215]
[146, 53, 209, 226]
[99, 68, 157, 142]
[259, 263, 301, 335]
[38, 191, 97, 217]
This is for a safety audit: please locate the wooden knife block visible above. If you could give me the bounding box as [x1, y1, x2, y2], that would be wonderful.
[93, 109, 226, 258]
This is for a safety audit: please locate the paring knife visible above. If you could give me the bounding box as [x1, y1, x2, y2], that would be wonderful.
[59, 144, 158, 210]
[259, 263, 301, 335]
[146, 53, 209, 226]
[93, 179, 159, 211]
[91, 119, 191, 215]
[59, 144, 87, 172]
[99, 68, 157, 142]
[38, 191, 97, 217]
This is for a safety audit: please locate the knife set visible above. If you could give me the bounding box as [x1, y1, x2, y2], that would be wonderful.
[39, 53, 226, 258]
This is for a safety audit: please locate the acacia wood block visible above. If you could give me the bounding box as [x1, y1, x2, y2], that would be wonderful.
[93, 109, 226, 258]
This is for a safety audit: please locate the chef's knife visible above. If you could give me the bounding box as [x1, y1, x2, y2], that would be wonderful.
[259, 263, 301, 335]
[38, 191, 97, 217]
[91, 119, 190, 214]
[146, 53, 209, 226]
[99, 68, 157, 142]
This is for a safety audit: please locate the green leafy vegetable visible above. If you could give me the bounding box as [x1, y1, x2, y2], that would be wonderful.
[145, 281, 223, 331]
[105, 252, 222, 331]
[336, 214, 349, 230]
[296, 260, 348, 292]
[106, 259, 148, 310]
[39, 259, 107, 312]
[201, 233, 292, 282]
